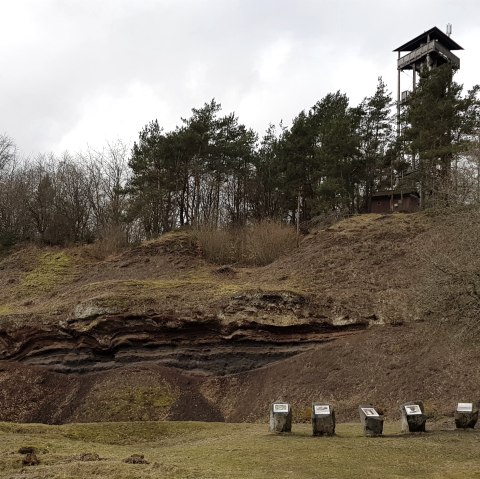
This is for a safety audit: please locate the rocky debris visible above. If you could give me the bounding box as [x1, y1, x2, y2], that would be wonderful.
[123, 454, 149, 464]
[220, 291, 313, 323]
[213, 266, 237, 278]
[71, 300, 122, 320]
[19, 447, 40, 466]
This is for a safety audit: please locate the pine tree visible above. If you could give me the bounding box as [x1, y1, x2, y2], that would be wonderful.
[401, 64, 480, 207]
[358, 78, 395, 209]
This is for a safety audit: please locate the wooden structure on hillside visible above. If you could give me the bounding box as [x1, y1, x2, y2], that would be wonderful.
[394, 25, 463, 105]
[368, 191, 419, 214]
[368, 27, 463, 214]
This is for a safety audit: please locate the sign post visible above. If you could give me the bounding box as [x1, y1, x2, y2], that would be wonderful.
[359, 405, 384, 436]
[269, 402, 292, 433]
[311, 403, 335, 436]
[454, 402, 478, 429]
[400, 401, 427, 432]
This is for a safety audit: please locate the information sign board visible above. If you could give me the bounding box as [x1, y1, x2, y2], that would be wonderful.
[457, 403, 473, 412]
[273, 403, 289, 413]
[361, 407, 379, 417]
[314, 405, 330, 415]
[404, 404, 422, 415]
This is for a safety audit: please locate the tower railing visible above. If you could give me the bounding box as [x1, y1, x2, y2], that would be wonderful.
[397, 40, 460, 70]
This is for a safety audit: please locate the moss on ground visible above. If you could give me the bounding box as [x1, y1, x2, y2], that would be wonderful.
[20, 251, 76, 293]
[77, 383, 179, 422]
[0, 304, 13, 316]
[80, 277, 241, 305]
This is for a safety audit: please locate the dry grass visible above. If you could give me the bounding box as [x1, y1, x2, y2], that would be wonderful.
[89, 224, 129, 260]
[196, 221, 297, 266]
[246, 221, 298, 265]
[1, 421, 480, 478]
[255, 212, 433, 325]
[326, 213, 386, 231]
[0, 213, 429, 327]
[72, 276, 242, 309]
[413, 207, 480, 337]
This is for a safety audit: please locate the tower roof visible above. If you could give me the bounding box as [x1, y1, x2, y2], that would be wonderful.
[393, 26, 463, 52]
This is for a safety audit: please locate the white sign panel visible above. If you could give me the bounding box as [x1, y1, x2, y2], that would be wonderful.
[314, 405, 330, 415]
[361, 407, 379, 417]
[404, 404, 422, 415]
[457, 403, 473, 412]
[273, 403, 289, 413]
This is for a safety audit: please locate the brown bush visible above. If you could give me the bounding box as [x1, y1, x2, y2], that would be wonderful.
[195, 221, 297, 266]
[195, 228, 235, 264]
[90, 224, 129, 259]
[245, 221, 298, 266]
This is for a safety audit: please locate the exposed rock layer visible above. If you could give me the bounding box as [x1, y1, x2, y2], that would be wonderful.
[0, 313, 366, 375]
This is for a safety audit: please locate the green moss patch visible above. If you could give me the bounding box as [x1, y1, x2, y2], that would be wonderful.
[21, 252, 75, 293]
[81, 277, 241, 305]
[0, 304, 13, 316]
[78, 383, 179, 423]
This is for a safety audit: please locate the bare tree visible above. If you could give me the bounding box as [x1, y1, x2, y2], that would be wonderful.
[82, 140, 130, 241]
[24, 155, 58, 243]
[55, 153, 93, 243]
[0, 133, 16, 173]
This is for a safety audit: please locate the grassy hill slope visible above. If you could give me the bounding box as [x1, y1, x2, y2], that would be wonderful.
[0, 209, 479, 424]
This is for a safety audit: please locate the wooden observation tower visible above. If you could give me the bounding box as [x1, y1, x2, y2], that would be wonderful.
[368, 26, 464, 214]
[394, 25, 463, 120]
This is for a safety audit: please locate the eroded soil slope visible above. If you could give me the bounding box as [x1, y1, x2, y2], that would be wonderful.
[0, 212, 475, 423]
[0, 320, 477, 423]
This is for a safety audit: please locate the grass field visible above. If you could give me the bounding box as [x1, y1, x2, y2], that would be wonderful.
[1, 421, 479, 479]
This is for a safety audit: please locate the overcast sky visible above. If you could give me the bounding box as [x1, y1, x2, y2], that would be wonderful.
[2, 0, 480, 156]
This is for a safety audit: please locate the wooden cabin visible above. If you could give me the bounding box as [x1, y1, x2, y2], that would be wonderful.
[369, 191, 419, 214]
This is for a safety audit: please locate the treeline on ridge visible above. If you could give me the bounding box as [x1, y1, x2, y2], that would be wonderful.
[1, 65, 480, 250]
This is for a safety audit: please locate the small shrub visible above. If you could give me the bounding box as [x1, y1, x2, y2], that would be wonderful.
[196, 221, 297, 266]
[195, 228, 237, 264]
[90, 224, 129, 259]
[0, 231, 17, 249]
[245, 221, 297, 266]
[123, 454, 149, 464]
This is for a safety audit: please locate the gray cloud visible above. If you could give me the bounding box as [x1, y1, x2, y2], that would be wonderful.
[1, 0, 479, 155]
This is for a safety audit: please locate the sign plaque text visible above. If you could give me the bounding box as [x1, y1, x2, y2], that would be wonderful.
[404, 404, 422, 415]
[273, 403, 289, 413]
[314, 405, 330, 415]
[457, 403, 473, 412]
[361, 407, 379, 417]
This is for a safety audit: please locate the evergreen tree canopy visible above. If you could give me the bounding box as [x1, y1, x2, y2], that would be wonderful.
[401, 64, 480, 205]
